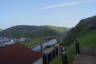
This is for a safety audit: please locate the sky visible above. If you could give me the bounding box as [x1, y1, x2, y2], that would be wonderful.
[0, 0, 96, 29]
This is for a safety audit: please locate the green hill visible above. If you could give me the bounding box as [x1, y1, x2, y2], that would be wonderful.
[64, 16, 96, 64]
[64, 16, 96, 45]
[0, 25, 68, 38]
[44, 25, 69, 34]
[50, 16, 96, 64]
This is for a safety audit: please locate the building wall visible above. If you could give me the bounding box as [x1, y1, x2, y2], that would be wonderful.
[33, 57, 43, 64]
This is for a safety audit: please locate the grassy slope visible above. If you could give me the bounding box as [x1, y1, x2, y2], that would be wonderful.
[67, 43, 76, 64]
[50, 31, 96, 64]
[47, 26, 69, 33]
[50, 16, 96, 64]
[80, 30, 96, 48]
[67, 30, 96, 64]
[51, 31, 96, 64]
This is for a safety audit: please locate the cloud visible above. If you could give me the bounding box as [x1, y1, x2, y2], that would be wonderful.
[41, 0, 96, 9]
[42, 2, 81, 9]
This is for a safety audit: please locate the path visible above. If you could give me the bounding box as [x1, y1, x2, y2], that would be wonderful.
[73, 48, 96, 64]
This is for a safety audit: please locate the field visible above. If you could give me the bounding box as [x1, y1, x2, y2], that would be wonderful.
[21, 38, 43, 47]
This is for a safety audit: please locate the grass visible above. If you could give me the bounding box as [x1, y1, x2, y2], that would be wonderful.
[50, 43, 76, 64]
[47, 26, 69, 33]
[49, 56, 62, 64]
[21, 38, 43, 47]
[50, 30, 96, 64]
[67, 43, 76, 64]
[80, 31, 96, 48]
[21, 30, 96, 64]
[66, 30, 96, 64]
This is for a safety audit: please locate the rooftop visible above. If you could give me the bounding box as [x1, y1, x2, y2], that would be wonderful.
[0, 43, 43, 64]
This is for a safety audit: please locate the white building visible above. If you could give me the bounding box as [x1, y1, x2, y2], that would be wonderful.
[33, 57, 43, 64]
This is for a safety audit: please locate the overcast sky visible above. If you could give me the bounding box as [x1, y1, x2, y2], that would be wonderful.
[0, 0, 96, 29]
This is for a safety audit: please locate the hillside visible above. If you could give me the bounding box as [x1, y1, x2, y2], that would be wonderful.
[64, 16, 96, 64]
[0, 29, 2, 31]
[0, 25, 68, 38]
[43, 25, 69, 34]
[51, 16, 96, 64]
[63, 16, 96, 44]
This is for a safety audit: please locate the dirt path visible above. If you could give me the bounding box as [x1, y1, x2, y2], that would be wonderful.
[73, 48, 96, 64]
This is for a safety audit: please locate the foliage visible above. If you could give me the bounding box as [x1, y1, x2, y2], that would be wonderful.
[0, 25, 68, 38]
[50, 43, 76, 64]
[63, 15, 96, 64]
[51, 15, 96, 64]
[49, 56, 62, 64]
[44, 25, 69, 34]
[67, 43, 76, 64]
[63, 16, 96, 44]
[21, 38, 43, 47]
[80, 30, 96, 48]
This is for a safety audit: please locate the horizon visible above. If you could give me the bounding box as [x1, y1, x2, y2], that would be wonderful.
[0, 0, 96, 29]
[1, 24, 70, 30]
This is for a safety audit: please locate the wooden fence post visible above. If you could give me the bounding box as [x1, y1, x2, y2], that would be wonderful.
[60, 41, 68, 64]
[61, 47, 68, 64]
[75, 39, 80, 55]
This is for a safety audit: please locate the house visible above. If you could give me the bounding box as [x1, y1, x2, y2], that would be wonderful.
[19, 37, 31, 42]
[0, 37, 17, 46]
[9, 38, 19, 44]
[19, 37, 26, 42]
[0, 43, 43, 64]
[0, 37, 10, 46]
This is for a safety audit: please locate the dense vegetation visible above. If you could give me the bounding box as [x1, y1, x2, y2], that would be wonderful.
[66, 16, 96, 64]
[63, 16, 96, 44]
[65, 16, 96, 64]
[51, 16, 96, 64]
[0, 25, 68, 38]
[21, 38, 43, 47]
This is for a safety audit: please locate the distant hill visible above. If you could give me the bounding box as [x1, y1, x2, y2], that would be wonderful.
[64, 16, 96, 45]
[0, 29, 2, 31]
[42, 25, 69, 34]
[0, 25, 68, 38]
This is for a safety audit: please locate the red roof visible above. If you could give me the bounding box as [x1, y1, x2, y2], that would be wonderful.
[0, 43, 43, 64]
